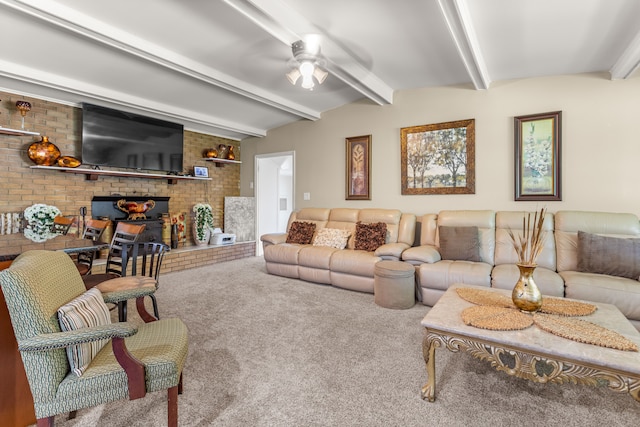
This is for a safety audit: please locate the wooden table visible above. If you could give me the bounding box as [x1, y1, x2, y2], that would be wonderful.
[60, 241, 109, 255]
[421, 284, 640, 402]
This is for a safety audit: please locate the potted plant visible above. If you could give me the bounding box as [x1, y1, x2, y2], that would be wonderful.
[192, 203, 214, 245]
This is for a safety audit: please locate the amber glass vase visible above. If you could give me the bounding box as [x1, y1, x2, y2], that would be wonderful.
[27, 136, 61, 166]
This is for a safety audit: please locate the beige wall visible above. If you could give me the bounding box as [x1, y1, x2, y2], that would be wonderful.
[240, 72, 640, 217]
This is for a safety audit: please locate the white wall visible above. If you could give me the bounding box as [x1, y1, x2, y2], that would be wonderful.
[241, 73, 640, 217]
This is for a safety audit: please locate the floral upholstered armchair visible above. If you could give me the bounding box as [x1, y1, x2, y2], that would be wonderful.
[0, 250, 188, 426]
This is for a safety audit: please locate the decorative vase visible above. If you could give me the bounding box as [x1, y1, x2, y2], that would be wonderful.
[57, 155, 81, 168]
[192, 221, 211, 246]
[512, 263, 542, 312]
[161, 213, 171, 246]
[227, 146, 235, 160]
[27, 136, 61, 166]
[204, 148, 218, 158]
[98, 218, 113, 259]
[218, 144, 228, 159]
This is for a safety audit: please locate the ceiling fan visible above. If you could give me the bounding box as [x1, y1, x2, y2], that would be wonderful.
[285, 35, 328, 90]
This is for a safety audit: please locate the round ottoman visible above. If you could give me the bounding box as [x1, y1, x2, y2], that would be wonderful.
[374, 260, 415, 309]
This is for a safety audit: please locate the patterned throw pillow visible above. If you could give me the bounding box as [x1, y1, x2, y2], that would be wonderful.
[286, 221, 316, 244]
[57, 287, 112, 376]
[312, 228, 351, 249]
[354, 221, 387, 252]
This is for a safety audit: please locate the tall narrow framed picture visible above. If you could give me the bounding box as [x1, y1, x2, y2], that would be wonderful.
[514, 111, 562, 201]
[345, 135, 371, 200]
[400, 119, 475, 195]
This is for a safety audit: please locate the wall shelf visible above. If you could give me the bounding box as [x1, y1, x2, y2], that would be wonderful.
[202, 157, 242, 167]
[30, 165, 211, 184]
[0, 127, 40, 136]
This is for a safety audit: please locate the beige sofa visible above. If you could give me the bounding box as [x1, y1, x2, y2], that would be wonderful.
[402, 210, 640, 330]
[261, 208, 416, 293]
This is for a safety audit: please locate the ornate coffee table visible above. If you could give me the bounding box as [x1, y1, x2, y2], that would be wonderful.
[421, 284, 640, 402]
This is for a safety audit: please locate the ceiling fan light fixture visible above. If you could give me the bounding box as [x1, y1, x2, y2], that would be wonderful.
[313, 67, 328, 85]
[301, 75, 315, 90]
[287, 39, 328, 90]
[286, 68, 301, 85]
[299, 61, 315, 78]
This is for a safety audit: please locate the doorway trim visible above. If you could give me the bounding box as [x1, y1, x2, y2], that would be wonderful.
[255, 151, 295, 256]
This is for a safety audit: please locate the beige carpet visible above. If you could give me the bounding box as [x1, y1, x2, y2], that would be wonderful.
[49, 257, 638, 427]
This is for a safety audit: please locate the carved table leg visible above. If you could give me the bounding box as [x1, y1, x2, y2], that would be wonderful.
[629, 379, 640, 402]
[421, 335, 436, 401]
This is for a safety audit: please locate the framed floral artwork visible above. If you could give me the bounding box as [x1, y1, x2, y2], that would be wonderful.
[400, 119, 475, 195]
[514, 111, 562, 201]
[345, 135, 371, 200]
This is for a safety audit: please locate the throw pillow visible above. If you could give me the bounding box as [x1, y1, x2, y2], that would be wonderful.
[577, 231, 640, 280]
[354, 221, 387, 252]
[438, 226, 481, 261]
[286, 221, 316, 244]
[57, 288, 112, 377]
[313, 228, 351, 249]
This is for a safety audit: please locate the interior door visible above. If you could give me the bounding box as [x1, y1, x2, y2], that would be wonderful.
[255, 152, 294, 256]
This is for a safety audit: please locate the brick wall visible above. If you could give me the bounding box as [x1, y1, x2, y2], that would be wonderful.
[0, 91, 243, 259]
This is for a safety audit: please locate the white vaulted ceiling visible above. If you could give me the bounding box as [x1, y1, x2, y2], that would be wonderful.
[1, 0, 639, 140]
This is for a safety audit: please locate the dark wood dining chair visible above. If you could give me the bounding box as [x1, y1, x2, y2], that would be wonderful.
[82, 222, 146, 290]
[51, 215, 74, 235]
[96, 242, 169, 321]
[75, 219, 110, 276]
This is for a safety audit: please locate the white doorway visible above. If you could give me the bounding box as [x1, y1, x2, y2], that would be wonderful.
[255, 152, 294, 256]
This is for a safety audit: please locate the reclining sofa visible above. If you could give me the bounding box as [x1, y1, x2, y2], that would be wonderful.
[262, 208, 640, 330]
[261, 208, 416, 293]
[402, 210, 640, 330]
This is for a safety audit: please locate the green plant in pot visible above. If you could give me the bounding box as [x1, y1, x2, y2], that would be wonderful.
[192, 203, 214, 245]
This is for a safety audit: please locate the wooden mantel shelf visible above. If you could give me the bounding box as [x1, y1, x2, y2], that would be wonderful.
[30, 165, 212, 184]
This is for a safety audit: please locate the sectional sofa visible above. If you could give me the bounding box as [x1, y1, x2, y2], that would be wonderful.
[402, 210, 640, 330]
[262, 208, 640, 331]
[260, 208, 416, 293]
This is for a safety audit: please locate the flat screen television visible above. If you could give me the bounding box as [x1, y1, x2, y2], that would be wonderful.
[81, 103, 184, 173]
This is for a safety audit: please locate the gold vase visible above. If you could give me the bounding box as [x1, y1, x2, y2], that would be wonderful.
[512, 263, 542, 312]
[27, 136, 61, 166]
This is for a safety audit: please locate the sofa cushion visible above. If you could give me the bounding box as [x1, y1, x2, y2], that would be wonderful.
[438, 226, 481, 261]
[577, 231, 640, 280]
[286, 221, 316, 244]
[354, 221, 387, 252]
[561, 270, 640, 322]
[57, 287, 111, 376]
[313, 228, 351, 249]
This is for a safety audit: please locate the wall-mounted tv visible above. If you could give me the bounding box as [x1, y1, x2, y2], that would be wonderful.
[81, 103, 184, 173]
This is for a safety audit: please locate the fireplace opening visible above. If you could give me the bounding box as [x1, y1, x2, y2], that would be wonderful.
[91, 196, 170, 243]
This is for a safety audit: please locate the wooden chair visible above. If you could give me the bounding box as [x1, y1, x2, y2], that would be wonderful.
[82, 222, 146, 290]
[96, 242, 169, 322]
[51, 215, 74, 235]
[0, 250, 187, 427]
[75, 219, 110, 276]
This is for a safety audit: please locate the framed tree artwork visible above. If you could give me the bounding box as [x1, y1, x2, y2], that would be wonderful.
[514, 111, 562, 201]
[400, 119, 475, 195]
[345, 135, 371, 200]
